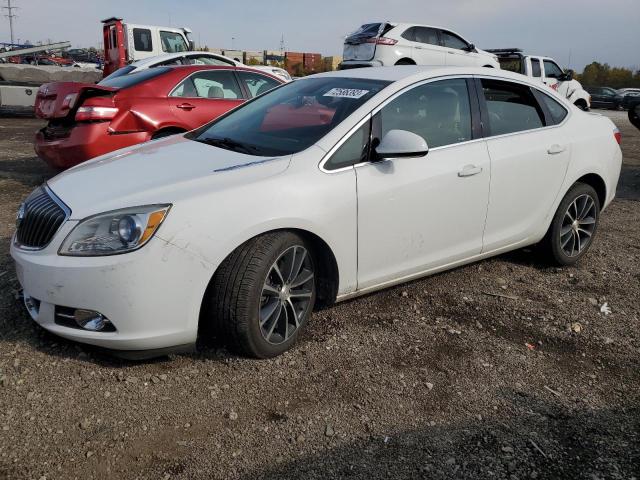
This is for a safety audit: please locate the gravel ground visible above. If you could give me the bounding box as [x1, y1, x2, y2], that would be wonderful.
[0, 111, 638, 480]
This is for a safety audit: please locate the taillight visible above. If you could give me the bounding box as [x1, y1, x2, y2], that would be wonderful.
[75, 106, 118, 122]
[61, 93, 77, 110]
[366, 37, 398, 46]
[613, 127, 621, 145]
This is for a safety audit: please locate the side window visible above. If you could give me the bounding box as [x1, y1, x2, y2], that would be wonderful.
[237, 71, 281, 98]
[543, 60, 563, 79]
[531, 59, 542, 77]
[133, 28, 152, 52]
[440, 31, 468, 50]
[378, 78, 472, 149]
[400, 27, 416, 42]
[413, 27, 439, 45]
[536, 91, 568, 125]
[171, 71, 242, 99]
[325, 121, 371, 171]
[160, 31, 188, 53]
[481, 79, 545, 136]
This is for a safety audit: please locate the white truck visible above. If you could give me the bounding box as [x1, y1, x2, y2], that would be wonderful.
[487, 49, 590, 110]
[102, 17, 194, 76]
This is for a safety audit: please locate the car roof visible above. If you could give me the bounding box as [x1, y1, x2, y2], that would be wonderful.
[310, 65, 537, 84]
[162, 64, 283, 80]
[130, 51, 239, 68]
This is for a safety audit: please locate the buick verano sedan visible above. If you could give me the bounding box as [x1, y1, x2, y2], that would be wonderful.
[13, 67, 622, 359]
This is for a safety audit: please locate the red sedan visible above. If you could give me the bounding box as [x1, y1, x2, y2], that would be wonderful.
[34, 65, 283, 169]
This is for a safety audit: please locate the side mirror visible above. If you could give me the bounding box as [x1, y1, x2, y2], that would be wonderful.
[374, 129, 429, 160]
[560, 69, 574, 82]
[466, 43, 476, 52]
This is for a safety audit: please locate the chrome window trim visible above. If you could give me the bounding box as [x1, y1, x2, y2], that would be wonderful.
[14, 184, 71, 252]
[168, 68, 243, 100]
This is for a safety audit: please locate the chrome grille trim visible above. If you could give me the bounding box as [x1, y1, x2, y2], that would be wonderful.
[15, 185, 70, 250]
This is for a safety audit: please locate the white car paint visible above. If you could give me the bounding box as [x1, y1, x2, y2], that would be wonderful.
[103, 51, 292, 82]
[341, 22, 500, 69]
[12, 66, 621, 354]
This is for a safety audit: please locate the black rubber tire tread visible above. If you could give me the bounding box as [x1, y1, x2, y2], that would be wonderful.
[540, 182, 600, 266]
[209, 231, 313, 358]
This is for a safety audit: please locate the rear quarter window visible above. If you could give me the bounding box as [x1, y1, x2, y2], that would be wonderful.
[534, 90, 569, 125]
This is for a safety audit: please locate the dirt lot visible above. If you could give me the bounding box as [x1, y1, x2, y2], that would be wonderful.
[0, 111, 638, 480]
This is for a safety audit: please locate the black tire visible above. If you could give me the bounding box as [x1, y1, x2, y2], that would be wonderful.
[151, 129, 184, 140]
[207, 231, 316, 358]
[540, 183, 600, 266]
[395, 59, 415, 66]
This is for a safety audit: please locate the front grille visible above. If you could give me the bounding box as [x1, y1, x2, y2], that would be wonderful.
[16, 186, 69, 249]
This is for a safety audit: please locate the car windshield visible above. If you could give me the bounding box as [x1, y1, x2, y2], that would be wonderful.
[189, 77, 391, 156]
[98, 67, 171, 88]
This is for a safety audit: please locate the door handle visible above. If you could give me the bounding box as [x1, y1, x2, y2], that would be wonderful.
[176, 103, 195, 111]
[458, 164, 482, 177]
[447, 51, 456, 54]
[547, 144, 566, 155]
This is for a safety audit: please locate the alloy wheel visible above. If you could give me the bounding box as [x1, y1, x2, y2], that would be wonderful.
[259, 245, 314, 345]
[560, 194, 597, 257]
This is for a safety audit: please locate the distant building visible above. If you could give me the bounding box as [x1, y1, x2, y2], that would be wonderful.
[323, 56, 343, 71]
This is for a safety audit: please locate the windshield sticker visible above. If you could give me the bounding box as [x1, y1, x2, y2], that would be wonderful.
[323, 88, 370, 99]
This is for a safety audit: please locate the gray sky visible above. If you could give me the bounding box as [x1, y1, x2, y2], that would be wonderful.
[5, 0, 640, 71]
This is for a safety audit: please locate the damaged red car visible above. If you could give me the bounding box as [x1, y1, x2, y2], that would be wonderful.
[34, 65, 284, 169]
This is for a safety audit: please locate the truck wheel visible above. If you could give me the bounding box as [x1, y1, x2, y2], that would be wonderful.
[540, 183, 600, 266]
[208, 232, 317, 358]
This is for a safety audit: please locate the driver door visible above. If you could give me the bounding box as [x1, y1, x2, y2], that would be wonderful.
[355, 78, 490, 289]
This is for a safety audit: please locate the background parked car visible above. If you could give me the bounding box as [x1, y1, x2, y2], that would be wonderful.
[617, 88, 640, 110]
[339, 22, 500, 69]
[102, 51, 292, 83]
[584, 86, 623, 109]
[34, 65, 283, 169]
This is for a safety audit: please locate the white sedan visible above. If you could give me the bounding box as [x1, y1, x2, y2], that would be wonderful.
[12, 66, 622, 359]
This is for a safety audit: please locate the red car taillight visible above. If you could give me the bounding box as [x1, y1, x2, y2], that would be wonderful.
[75, 106, 118, 122]
[365, 37, 398, 46]
[613, 127, 621, 145]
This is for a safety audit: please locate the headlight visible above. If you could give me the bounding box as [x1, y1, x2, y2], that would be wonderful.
[59, 204, 171, 256]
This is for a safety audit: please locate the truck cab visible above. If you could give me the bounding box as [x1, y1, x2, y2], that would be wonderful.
[487, 49, 591, 111]
[102, 17, 194, 77]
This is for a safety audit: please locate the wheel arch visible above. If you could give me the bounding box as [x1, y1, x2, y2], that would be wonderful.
[198, 227, 340, 333]
[575, 173, 606, 208]
[395, 58, 416, 66]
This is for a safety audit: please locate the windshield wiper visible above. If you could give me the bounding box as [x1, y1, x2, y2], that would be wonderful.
[197, 136, 260, 155]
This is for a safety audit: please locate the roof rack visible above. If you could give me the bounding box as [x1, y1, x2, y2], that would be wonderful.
[485, 48, 523, 55]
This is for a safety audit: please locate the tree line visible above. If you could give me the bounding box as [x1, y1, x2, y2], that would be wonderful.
[576, 62, 640, 89]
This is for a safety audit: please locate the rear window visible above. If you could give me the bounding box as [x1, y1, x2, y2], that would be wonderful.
[497, 56, 524, 74]
[345, 23, 392, 42]
[100, 65, 136, 83]
[98, 66, 171, 88]
[133, 28, 152, 52]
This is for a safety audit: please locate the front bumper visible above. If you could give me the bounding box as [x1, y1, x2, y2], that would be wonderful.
[35, 123, 150, 170]
[11, 221, 215, 352]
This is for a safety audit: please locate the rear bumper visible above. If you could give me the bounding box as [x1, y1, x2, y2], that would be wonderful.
[34, 123, 150, 170]
[339, 60, 384, 70]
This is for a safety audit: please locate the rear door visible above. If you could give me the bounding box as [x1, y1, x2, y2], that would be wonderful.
[477, 77, 571, 251]
[440, 30, 477, 66]
[401, 26, 446, 65]
[169, 69, 245, 128]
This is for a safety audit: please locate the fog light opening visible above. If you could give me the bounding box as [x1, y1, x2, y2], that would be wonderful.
[74, 309, 111, 331]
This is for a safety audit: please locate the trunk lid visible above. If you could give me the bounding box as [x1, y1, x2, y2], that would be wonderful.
[34, 82, 117, 119]
[342, 22, 392, 61]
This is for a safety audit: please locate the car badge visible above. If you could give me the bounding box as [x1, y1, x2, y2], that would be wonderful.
[16, 203, 26, 229]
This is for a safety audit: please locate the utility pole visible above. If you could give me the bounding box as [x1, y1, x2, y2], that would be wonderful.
[2, 0, 18, 45]
[280, 34, 285, 56]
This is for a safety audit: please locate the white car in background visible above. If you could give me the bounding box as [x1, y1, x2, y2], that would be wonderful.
[340, 22, 500, 69]
[102, 51, 292, 82]
[12, 67, 621, 359]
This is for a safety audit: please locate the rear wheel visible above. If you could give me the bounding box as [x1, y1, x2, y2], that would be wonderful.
[540, 183, 600, 266]
[574, 100, 589, 111]
[208, 232, 316, 358]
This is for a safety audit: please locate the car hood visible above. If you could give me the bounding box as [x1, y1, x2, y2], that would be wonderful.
[48, 135, 291, 219]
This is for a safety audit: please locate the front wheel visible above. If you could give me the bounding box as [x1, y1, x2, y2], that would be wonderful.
[207, 232, 316, 358]
[540, 183, 600, 266]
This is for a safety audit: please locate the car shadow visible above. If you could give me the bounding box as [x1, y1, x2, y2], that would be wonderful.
[235, 393, 640, 480]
